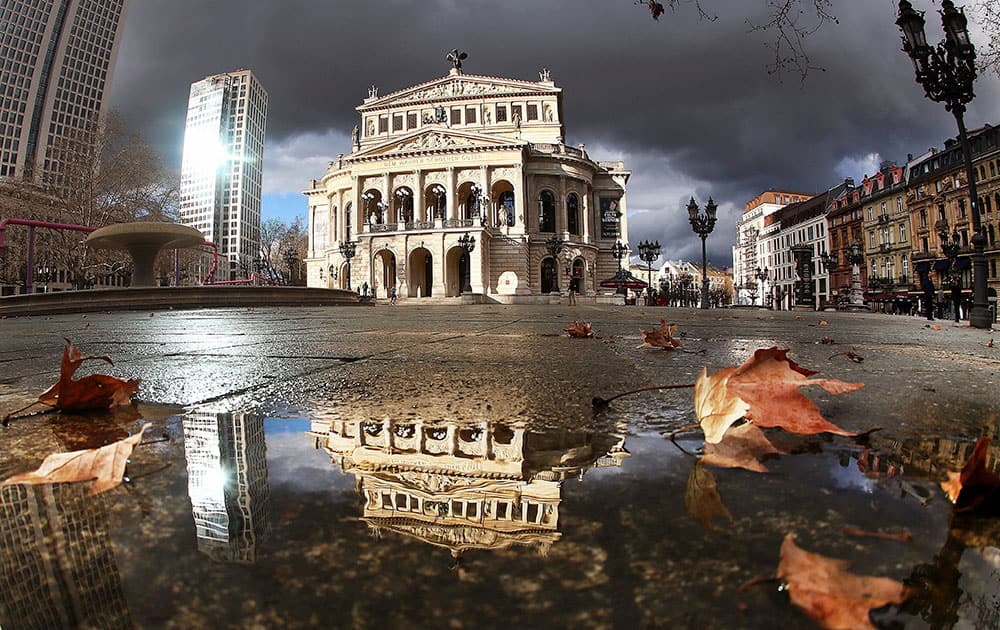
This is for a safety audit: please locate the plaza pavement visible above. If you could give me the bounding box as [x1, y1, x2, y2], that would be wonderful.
[0, 304, 996, 449]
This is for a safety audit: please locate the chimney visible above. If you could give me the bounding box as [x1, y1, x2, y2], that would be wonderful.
[844, 177, 855, 188]
[907, 153, 914, 161]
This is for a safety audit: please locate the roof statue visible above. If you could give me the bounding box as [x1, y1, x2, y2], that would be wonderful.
[446, 49, 467, 71]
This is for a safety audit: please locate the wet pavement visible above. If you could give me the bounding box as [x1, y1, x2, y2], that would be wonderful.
[0, 304, 998, 628]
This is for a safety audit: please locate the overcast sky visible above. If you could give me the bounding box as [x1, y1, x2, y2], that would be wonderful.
[106, 0, 1000, 268]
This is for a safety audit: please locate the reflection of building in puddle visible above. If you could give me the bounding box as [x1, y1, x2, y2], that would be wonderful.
[309, 419, 628, 556]
[0, 484, 130, 628]
[849, 431, 1000, 479]
[183, 412, 270, 563]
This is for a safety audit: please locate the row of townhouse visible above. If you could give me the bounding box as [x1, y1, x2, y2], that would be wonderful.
[628, 259, 732, 307]
[734, 123, 1000, 313]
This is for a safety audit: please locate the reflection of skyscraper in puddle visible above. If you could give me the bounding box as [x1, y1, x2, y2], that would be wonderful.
[183, 412, 270, 563]
[0, 484, 131, 628]
[309, 418, 628, 556]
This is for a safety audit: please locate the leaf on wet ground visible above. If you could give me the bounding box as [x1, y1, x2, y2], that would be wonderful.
[819, 336, 834, 345]
[684, 461, 732, 530]
[2, 423, 150, 495]
[940, 437, 1000, 513]
[695, 348, 865, 443]
[638, 319, 683, 350]
[38, 338, 140, 412]
[777, 534, 911, 630]
[564, 321, 594, 338]
[842, 527, 913, 543]
[702, 423, 784, 473]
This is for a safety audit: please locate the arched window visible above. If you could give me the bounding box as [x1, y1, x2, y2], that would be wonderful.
[465, 192, 481, 219]
[567, 193, 579, 235]
[538, 190, 555, 232]
[499, 191, 515, 226]
[345, 202, 352, 240]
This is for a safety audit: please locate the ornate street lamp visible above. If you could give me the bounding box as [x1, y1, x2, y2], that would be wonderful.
[458, 233, 476, 293]
[611, 240, 628, 295]
[687, 196, 718, 309]
[395, 188, 412, 223]
[469, 184, 489, 225]
[282, 247, 297, 286]
[847, 240, 865, 306]
[361, 192, 376, 226]
[754, 266, 769, 307]
[432, 185, 447, 220]
[897, 0, 989, 328]
[638, 240, 661, 305]
[339, 240, 357, 291]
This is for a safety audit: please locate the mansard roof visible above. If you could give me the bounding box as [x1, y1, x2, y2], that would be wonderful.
[358, 72, 560, 112]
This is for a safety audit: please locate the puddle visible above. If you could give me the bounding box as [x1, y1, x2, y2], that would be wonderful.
[1, 407, 999, 628]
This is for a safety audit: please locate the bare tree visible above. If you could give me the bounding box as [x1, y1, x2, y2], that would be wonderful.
[637, 1, 1000, 80]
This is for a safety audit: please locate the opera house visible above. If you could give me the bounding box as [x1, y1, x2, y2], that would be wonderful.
[305, 59, 631, 302]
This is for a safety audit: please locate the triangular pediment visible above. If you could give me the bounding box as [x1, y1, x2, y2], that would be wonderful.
[359, 73, 559, 111]
[351, 127, 524, 158]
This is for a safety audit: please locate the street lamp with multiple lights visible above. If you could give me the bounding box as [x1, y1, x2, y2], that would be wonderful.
[939, 227, 963, 321]
[611, 240, 628, 295]
[755, 266, 769, 307]
[897, 0, 990, 329]
[687, 197, 718, 309]
[339, 240, 356, 291]
[457, 233, 476, 293]
[432, 185, 446, 220]
[638, 240, 661, 305]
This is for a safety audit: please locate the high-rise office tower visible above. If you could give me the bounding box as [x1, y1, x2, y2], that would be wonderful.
[178, 70, 267, 278]
[0, 0, 129, 184]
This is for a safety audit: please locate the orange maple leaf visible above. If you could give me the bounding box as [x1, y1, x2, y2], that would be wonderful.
[684, 461, 732, 530]
[696, 348, 864, 443]
[2, 423, 150, 495]
[777, 534, 910, 630]
[638, 319, 683, 350]
[37, 339, 140, 411]
[564, 321, 593, 338]
[940, 437, 1000, 512]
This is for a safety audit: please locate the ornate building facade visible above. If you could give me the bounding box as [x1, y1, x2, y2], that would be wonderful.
[304, 64, 630, 302]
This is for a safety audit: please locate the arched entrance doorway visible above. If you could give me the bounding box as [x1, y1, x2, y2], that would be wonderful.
[541, 257, 558, 293]
[445, 246, 468, 297]
[372, 248, 396, 299]
[408, 247, 433, 297]
[571, 258, 584, 294]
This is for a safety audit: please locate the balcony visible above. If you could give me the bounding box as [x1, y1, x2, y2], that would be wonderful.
[877, 214, 890, 224]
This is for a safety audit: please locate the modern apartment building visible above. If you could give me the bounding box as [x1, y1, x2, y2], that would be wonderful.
[0, 0, 129, 185]
[178, 70, 267, 278]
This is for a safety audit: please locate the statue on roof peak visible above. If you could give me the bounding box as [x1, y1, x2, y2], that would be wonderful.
[446, 49, 467, 72]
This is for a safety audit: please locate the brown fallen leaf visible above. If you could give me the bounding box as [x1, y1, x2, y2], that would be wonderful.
[729, 348, 864, 438]
[37, 338, 140, 411]
[988, 338, 994, 348]
[684, 461, 732, 530]
[931, 324, 942, 331]
[638, 319, 683, 350]
[702, 423, 784, 473]
[777, 534, 911, 630]
[2, 423, 151, 495]
[818, 320, 829, 326]
[564, 321, 593, 338]
[940, 437, 1000, 513]
[696, 348, 864, 443]
[820, 336, 834, 345]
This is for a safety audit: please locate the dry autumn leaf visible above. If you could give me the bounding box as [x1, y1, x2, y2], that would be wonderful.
[940, 437, 1000, 513]
[638, 319, 683, 350]
[2, 423, 150, 495]
[696, 349, 864, 443]
[564, 321, 593, 338]
[777, 534, 910, 630]
[684, 461, 733, 530]
[702, 423, 784, 473]
[38, 338, 140, 411]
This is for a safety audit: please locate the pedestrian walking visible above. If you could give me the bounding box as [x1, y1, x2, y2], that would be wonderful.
[919, 269, 935, 321]
[390, 285, 397, 305]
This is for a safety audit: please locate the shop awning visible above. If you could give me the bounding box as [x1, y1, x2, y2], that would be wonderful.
[599, 270, 648, 289]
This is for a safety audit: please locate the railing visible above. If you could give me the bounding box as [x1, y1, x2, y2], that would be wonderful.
[877, 214, 890, 224]
[444, 218, 475, 228]
[369, 224, 395, 233]
[406, 221, 436, 230]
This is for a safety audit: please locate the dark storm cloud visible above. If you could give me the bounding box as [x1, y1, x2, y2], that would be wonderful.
[108, 0, 1000, 266]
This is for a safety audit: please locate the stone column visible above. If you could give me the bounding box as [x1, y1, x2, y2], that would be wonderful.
[581, 185, 591, 241]
[557, 175, 567, 235]
[446, 167, 457, 221]
[414, 169, 425, 221]
[382, 172, 391, 223]
[480, 165, 490, 224]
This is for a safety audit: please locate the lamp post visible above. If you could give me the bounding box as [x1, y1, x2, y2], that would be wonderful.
[847, 240, 864, 306]
[361, 192, 376, 227]
[897, 0, 989, 329]
[457, 233, 476, 293]
[611, 240, 628, 296]
[469, 184, 489, 225]
[395, 188, 412, 223]
[282, 248, 297, 286]
[820, 252, 837, 308]
[432, 185, 446, 220]
[339, 240, 356, 291]
[638, 240, 661, 305]
[754, 266, 769, 307]
[687, 197, 718, 309]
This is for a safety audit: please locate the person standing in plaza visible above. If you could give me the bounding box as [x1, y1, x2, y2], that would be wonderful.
[919, 269, 935, 321]
[390, 285, 397, 305]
